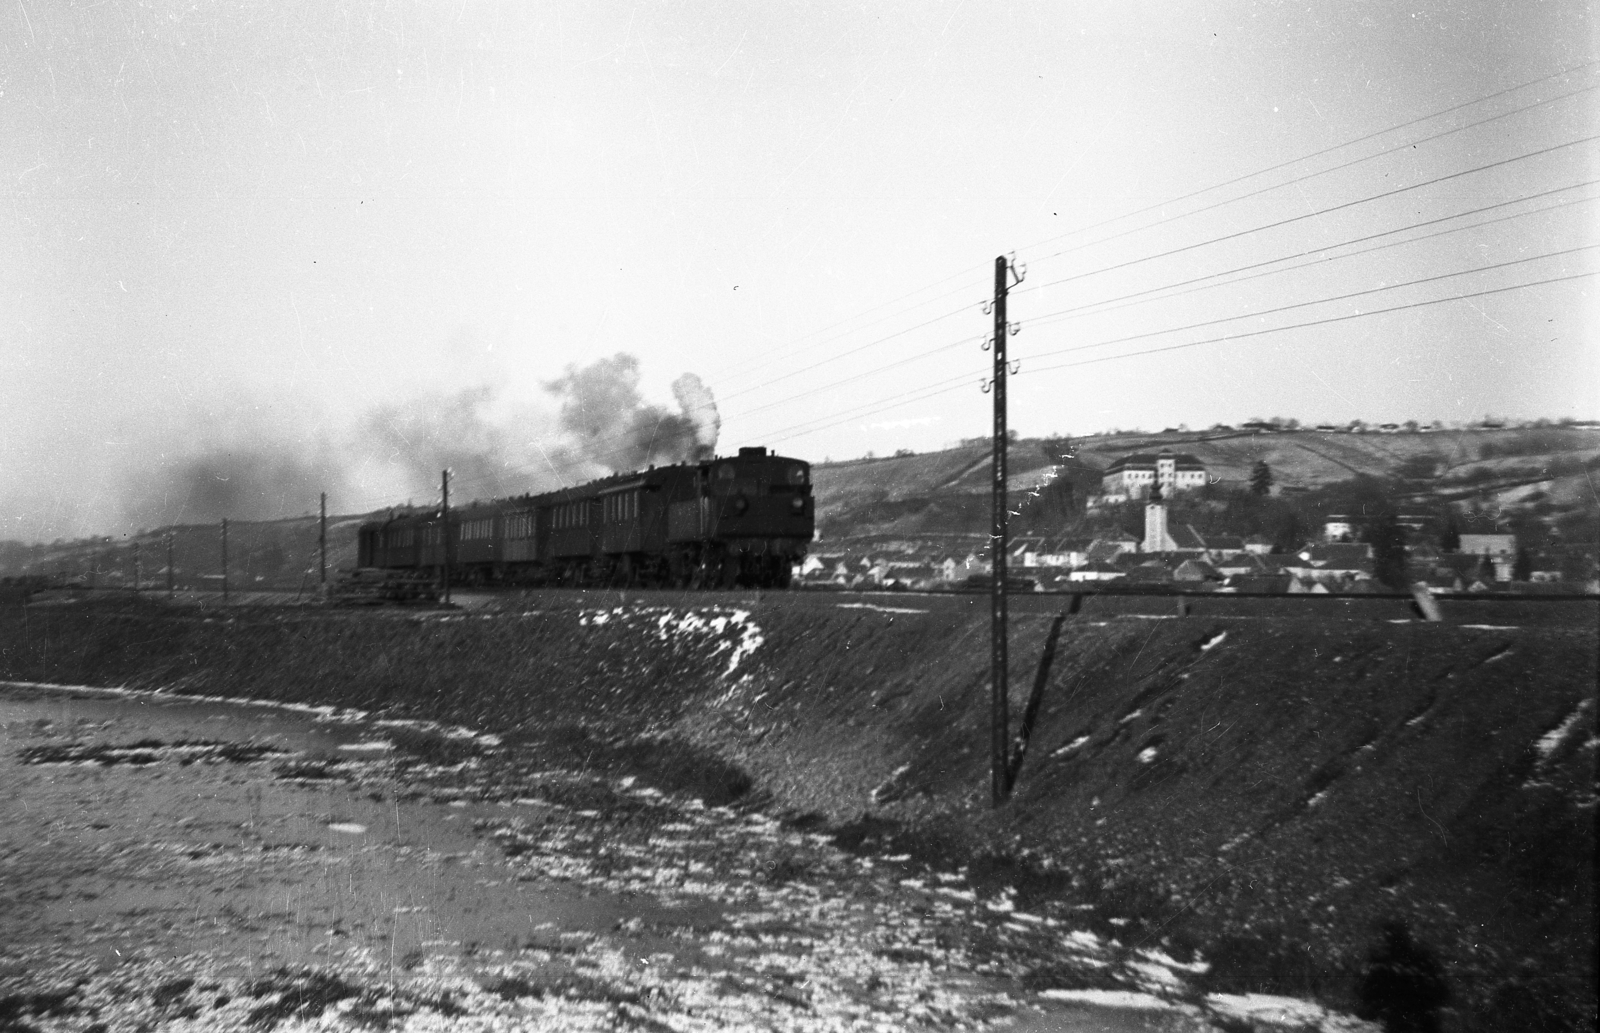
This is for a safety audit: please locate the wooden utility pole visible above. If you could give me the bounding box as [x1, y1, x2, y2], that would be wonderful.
[440, 470, 452, 605]
[221, 519, 229, 604]
[989, 253, 1023, 806]
[319, 493, 328, 585]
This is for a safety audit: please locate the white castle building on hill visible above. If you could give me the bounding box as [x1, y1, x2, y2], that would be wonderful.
[1100, 449, 1207, 500]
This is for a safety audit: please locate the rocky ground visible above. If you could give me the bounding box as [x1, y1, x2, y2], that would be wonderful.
[0, 594, 1593, 1031]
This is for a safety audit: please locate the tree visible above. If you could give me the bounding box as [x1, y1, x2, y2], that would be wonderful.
[1362, 511, 1409, 590]
[1249, 459, 1274, 497]
[1512, 547, 1532, 582]
[1439, 513, 1461, 553]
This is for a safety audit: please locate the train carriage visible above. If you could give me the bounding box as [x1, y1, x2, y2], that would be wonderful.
[352, 445, 812, 591]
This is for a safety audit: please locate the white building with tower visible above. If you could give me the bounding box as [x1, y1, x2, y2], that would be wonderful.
[1100, 449, 1207, 501]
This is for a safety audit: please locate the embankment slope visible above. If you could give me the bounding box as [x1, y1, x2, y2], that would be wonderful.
[1, 597, 1593, 1029]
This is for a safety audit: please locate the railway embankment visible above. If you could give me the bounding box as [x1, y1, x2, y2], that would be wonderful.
[1, 594, 1594, 1030]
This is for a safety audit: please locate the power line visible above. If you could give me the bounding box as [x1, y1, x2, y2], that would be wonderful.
[698, 69, 1598, 416]
[765, 269, 1595, 446]
[712, 268, 988, 392]
[744, 193, 1597, 439]
[649, 70, 1599, 431]
[703, 140, 1598, 454]
[715, 298, 981, 406]
[1011, 61, 1597, 262]
[1017, 80, 1597, 279]
[1012, 133, 1600, 301]
[1021, 182, 1600, 331]
[1020, 245, 1598, 366]
[1026, 270, 1596, 375]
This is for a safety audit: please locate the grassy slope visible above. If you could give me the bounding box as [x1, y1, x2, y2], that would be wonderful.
[812, 427, 1600, 539]
[0, 597, 1593, 1029]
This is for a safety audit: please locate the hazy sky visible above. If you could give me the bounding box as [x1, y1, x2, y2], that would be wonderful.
[4, 0, 1596, 541]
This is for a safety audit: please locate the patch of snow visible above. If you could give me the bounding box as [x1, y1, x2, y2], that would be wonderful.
[1127, 959, 1183, 988]
[1119, 709, 1143, 724]
[1137, 747, 1158, 764]
[1307, 790, 1329, 807]
[1052, 735, 1090, 757]
[835, 603, 929, 615]
[326, 822, 367, 835]
[1137, 947, 1209, 975]
[336, 740, 392, 753]
[1536, 701, 1591, 759]
[1461, 624, 1518, 630]
[1218, 832, 1250, 853]
[1206, 992, 1336, 1026]
[1200, 631, 1227, 651]
[1038, 989, 1176, 1010]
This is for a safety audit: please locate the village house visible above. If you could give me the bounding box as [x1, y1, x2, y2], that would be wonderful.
[1067, 560, 1125, 583]
[1458, 533, 1517, 581]
[1020, 536, 1093, 570]
[1214, 551, 1291, 578]
[1173, 558, 1220, 582]
[1285, 542, 1374, 583]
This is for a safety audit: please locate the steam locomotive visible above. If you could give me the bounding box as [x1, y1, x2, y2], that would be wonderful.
[356, 446, 813, 589]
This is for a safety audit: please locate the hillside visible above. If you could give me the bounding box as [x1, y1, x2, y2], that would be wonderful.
[813, 426, 1600, 541]
[0, 515, 365, 593]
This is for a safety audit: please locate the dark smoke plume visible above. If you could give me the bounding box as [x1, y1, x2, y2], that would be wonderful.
[111, 353, 717, 534]
[362, 386, 570, 502]
[119, 406, 349, 529]
[545, 353, 719, 471]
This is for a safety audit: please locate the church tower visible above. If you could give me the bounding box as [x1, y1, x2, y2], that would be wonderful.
[1143, 481, 1177, 553]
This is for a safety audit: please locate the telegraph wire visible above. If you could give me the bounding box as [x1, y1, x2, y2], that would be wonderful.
[1020, 182, 1600, 331]
[1016, 80, 1598, 278]
[1010, 61, 1598, 264]
[665, 72, 1597, 419]
[715, 301, 981, 405]
[712, 98, 1597, 420]
[1022, 270, 1597, 376]
[742, 191, 1597, 434]
[1017, 244, 1598, 366]
[764, 269, 1595, 447]
[708, 266, 988, 391]
[686, 66, 1597, 418]
[1012, 133, 1600, 301]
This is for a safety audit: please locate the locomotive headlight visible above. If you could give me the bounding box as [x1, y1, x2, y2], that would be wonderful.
[733, 495, 749, 514]
[786, 464, 807, 485]
[790, 496, 805, 513]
